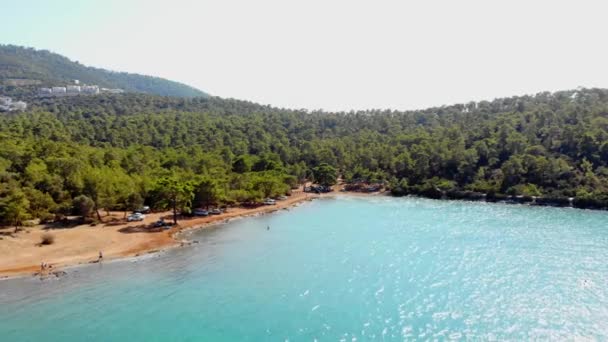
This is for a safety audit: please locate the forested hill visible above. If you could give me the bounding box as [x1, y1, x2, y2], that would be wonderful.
[1, 88, 608, 225]
[0, 45, 207, 97]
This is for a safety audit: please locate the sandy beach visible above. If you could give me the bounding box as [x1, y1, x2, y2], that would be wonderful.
[0, 190, 323, 279]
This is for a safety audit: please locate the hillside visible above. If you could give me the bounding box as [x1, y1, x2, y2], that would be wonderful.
[0, 45, 207, 97]
[2, 88, 608, 226]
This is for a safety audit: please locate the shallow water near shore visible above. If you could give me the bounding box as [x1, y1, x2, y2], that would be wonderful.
[1, 196, 608, 340]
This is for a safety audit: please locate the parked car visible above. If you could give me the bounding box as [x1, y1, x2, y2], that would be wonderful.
[153, 220, 171, 228]
[134, 206, 151, 214]
[193, 208, 209, 216]
[304, 185, 333, 193]
[127, 213, 145, 222]
[210, 208, 221, 215]
[277, 195, 288, 200]
[263, 198, 276, 205]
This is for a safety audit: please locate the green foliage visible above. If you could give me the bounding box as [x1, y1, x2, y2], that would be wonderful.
[154, 176, 194, 224]
[0, 45, 207, 97]
[507, 183, 542, 197]
[0, 184, 30, 226]
[232, 155, 252, 173]
[126, 192, 144, 212]
[72, 195, 94, 219]
[251, 172, 290, 198]
[2, 87, 608, 224]
[312, 163, 337, 187]
[24, 187, 56, 222]
[194, 177, 223, 208]
[391, 178, 410, 196]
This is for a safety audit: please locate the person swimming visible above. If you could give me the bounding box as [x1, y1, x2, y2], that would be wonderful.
[267, 225, 270, 230]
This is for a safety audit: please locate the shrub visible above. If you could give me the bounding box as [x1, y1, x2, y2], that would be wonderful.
[40, 233, 55, 245]
[507, 183, 542, 197]
[73, 195, 95, 218]
[391, 178, 410, 196]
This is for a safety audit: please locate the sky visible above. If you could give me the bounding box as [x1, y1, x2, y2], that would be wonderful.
[2, 0, 608, 111]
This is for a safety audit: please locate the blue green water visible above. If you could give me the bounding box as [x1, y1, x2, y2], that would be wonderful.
[1, 196, 608, 340]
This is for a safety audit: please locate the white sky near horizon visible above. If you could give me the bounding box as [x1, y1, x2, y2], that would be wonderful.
[2, 0, 608, 111]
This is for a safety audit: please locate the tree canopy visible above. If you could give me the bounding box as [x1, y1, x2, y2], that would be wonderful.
[2, 87, 608, 224]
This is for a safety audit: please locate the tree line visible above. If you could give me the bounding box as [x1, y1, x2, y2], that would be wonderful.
[2, 88, 608, 225]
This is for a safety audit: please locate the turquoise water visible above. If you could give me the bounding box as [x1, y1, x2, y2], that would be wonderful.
[1, 196, 608, 341]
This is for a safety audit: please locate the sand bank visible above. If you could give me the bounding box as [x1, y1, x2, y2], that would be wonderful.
[0, 190, 322, 279]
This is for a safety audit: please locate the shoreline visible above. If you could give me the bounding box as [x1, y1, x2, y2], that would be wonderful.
[0, 190, 325, 280]
[0, 190, 593, 280]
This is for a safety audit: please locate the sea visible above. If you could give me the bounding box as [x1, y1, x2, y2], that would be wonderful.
[1, 196, 607, 341]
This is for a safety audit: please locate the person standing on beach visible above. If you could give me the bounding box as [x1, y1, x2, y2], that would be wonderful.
[98, 251, 103, 262]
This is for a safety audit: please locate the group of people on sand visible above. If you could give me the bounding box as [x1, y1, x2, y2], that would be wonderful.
[40, 262, 52, 272]
[38, 261, 55, 278]
[39, 251, 103, 274]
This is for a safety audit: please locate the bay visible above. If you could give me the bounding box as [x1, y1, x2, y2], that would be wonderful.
[1, 196, 607, 340]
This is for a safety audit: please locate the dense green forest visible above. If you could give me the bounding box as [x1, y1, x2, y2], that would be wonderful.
[1, 88, 608, 225]
[0, 45, 206, 97]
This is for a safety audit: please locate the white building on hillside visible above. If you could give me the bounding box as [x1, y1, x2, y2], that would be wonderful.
[82, 85, 100, 94]
[11, 101, 27, 111]
[39, 87, 52, 95]
[0, 97, 27, 112]
[67, 85, 81, 93]
[52, 86, 67, 94]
